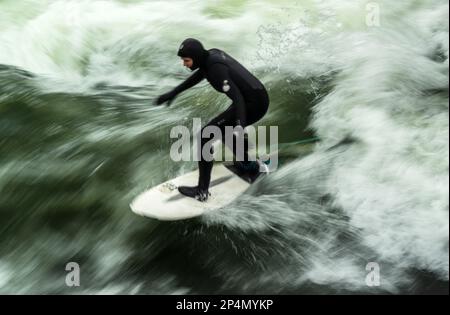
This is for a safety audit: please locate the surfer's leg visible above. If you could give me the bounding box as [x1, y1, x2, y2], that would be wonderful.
[179, 91, 269, 200]
[233, 89, 270, 173]
[179, 108, 235, 201]
[197, 107, 236, 191]
[245, 88, 270, 126]
[180, 89, 270, 199]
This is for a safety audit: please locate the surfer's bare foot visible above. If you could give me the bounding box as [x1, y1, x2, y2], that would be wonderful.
[178, 186, 210, 202]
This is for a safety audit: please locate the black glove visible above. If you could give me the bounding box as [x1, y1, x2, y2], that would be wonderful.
[155, 91, 177, 106]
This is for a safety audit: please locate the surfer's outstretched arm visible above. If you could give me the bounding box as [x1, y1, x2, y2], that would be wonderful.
[173, 69, 205, 95]
[155, 70, 205, 105]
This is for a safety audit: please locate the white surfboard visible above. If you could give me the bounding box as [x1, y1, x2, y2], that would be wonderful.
[130, 163, 252, 221]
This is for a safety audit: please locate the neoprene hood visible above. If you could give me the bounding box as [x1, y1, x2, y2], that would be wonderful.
[177, 38, 209, 71]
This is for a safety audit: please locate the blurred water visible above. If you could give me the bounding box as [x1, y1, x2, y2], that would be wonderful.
[0, 0, 448, 294]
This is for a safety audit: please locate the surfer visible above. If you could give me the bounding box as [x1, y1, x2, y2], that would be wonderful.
[155, 38, 270, 202]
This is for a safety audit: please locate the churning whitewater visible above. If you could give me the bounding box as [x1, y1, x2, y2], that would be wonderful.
[0, 0, 448, 294]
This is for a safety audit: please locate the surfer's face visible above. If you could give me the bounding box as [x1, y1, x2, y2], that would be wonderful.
[182, 57, 193, 69]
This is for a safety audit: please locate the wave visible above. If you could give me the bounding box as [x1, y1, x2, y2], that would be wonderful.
[0, 0, 447, 294]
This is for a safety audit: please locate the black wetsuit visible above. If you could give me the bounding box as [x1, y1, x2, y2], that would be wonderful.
[157, 38, 269, 196]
